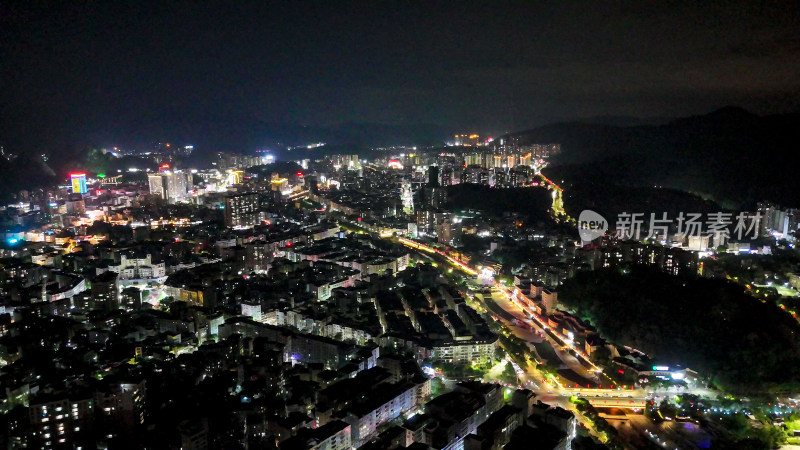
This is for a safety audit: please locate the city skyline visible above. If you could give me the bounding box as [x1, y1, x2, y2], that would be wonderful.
[3, 3, 800, 448]
[1, 144, 798, 448]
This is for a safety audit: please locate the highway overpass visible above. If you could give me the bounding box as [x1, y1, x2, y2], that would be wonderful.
[586, 397, 647, 408]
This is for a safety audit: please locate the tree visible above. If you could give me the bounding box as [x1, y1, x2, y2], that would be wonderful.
[431, 377, 446, 396]
[645, 404, 663, 424]
[494, 346, 506, 362]
[590, 346, 611, 366]
[86, 220, 112, 236]
[558, 266, 800, 390]
[659, 399, 678, 419]
[500, 363, 518, 384]
[537, 362, 558, 375]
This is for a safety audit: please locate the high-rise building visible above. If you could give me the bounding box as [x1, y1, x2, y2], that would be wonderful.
[148, 172, 191, 201]
[217, 152, 267, 170]
[330, 154, 360, 170]
[224, 192, 260, 228]
[436, 219, 462, 246]
[179, 419, 209, 450]
[65, 193, 86, 214]
[401, 178, 414, 215]
[427, 166, 440, 187]
[305, 175, 319, 194]
[70, 173, 88, 194]
[493, 170, 508, 187]
[28, 393, 95, 448]
[787, 209, 800, 234]
[464, 153, 482, 166]
[241, 301, 262, 321]
[461, 166, 489, 185]
[148, 174, 165, 198]
[424, 186, 447, 209]
[506, 155, 516, 169]
[542, 289, 558, 315]
[522, 143, 561, 159]
[757, 202, 779, 236]
[120, 287, 143, 311]
[493, 155, 502, 168]
[95, 380, 146, 440]
[756, 202, 793, 236]
[227, 169, 244, 186]
[416, 210, 450, 235]
[440, 167, 453, 186]
[92, 271, 120, 312]
[454, 134, 481, 146]
[165, 171, 191, 200]
[509, 168, 529, 187]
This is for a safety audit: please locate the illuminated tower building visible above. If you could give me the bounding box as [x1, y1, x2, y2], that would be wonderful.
[241, 301, 262, 321]
[92, 271, 120, 312]
[149, 171, 191, 201]
[454, 134, 481, 146]
[70, 173, 88, 194]
[148, 174, 165, 198]
[493, 155, 502, 168]
[227, 169, 244, 186]
[95, 380, 146, 440]
[224, 192, 259, 228]
[465, 153, 482, 166]
[165, 171, 191, 200]
[401, 178, 414, 215]
[28, 393, 95, 448]
[507, 155, 516, 169]
[442, 167, 454, 186]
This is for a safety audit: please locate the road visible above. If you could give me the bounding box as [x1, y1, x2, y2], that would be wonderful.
[491, 288, 601, 386]
[393, 236, 708, 447]
[317, 195, 744, 448]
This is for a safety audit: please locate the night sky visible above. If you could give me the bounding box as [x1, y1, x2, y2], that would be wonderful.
[2, 1, 799, 153]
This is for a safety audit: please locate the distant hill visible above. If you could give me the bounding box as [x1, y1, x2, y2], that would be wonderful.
[216, 121, 449, 152]
[510, 107, 800, 208]
[572, 115, 675, 127]
[0, 155, 59, 200]
[79, 115, 450, 154]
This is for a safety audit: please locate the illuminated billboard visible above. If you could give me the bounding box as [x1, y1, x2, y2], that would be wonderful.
[387, 159, 403, 169]
[70, 173, 88, 194]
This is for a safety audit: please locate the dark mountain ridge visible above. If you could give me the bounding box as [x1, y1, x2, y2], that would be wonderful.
[511, 107, 800, 208]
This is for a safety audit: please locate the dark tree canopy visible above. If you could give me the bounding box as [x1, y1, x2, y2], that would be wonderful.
[559, 266, 800, 391]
